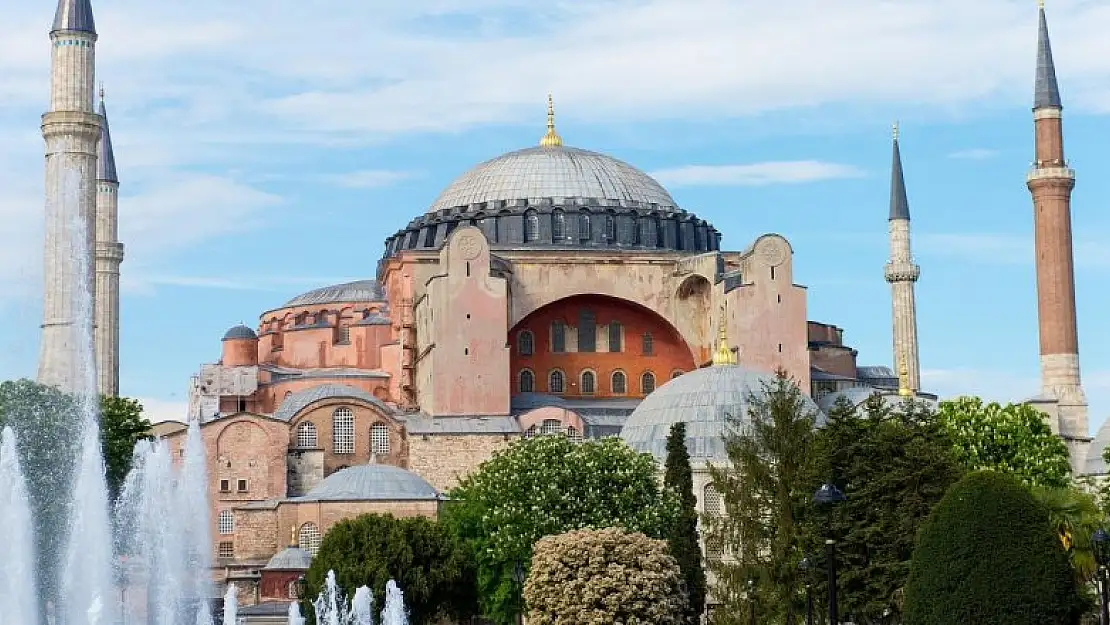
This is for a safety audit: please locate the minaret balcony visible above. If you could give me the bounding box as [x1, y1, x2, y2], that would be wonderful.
[1027, 166, 1075, 182]
[884, 262, 920, 283]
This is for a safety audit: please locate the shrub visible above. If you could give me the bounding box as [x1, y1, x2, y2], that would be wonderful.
[904, 471, 1081, 625]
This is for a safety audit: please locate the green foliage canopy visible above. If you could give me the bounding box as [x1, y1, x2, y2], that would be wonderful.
[99, 395, 153, 498]
[303, 513, 478, 624]
[446, 435, 675, 625]
[937, 396, 1071, 489]
[904, 471, 1081, 625]
[664, 422, 707, 624]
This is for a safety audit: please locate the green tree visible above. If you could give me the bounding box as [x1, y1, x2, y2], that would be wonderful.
[446, 435, 676, 625]
[801, 394, 963, 624]
[663, 422, 707, 624]
[705, 370, 817, 625]
[523, 527, 687, 625]
[302, 513, 477, 624]
[99, 395, 153, 498]
[904, 471, 1082, 625]
[937, 396, 1071, 489]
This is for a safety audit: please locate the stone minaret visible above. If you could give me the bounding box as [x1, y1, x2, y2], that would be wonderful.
[38, 0, 101, 394]
[95, 88, 122, 397]
[883, 123, 921, 392]
[1026, 2, 1088, 465]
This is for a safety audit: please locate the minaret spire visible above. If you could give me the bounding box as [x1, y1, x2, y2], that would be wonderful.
[712, 305, 736, 366]
[52, 0, 96, 35]
[884, 122, 921, 393]
[95, 85, 124, 396]
[539, 94, 563, 148]
[1026, 0, 1088, 472]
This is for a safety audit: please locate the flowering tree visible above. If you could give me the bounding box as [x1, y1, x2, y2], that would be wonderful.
[936, 396, 1071, 489]
[523, 527, 686, 625]
[445, 435, 676, 624]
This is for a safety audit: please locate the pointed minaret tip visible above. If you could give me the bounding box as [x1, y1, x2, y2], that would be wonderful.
[52, 0, 96, 35]
[1034, 0, 1062, 109]
[889, 123, 910, 221]
[711, 305, 737, 366]
[539, 94, 564, 148]
[97, 87, 119, 184]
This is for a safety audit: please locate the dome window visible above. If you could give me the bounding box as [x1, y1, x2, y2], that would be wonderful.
[552, 209, 566, 241]
[608, 321, 622, 352]
[524, 209, 539, 243]
[519, 369, 535, 393]
[605, 214, 616, 242]
[581, 370, 596, 394]
[540, 418, 563, 435]
[642, 332, 654, 356]
[332, 407, 354, 454]
[641, 372, 656, 394]
[296, 422, 318, 449]
[551, 320, 566, 353]
[370, 423, 390, 455]
[611, 371, 627, 395]
[549, 370, 565, 393]
[579, 211, 591, 241]
[518, 330, 535, 356]
[578, 310, 596, 352]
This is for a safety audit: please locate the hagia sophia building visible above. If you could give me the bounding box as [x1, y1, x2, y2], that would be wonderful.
[37, 0, 1094, 613]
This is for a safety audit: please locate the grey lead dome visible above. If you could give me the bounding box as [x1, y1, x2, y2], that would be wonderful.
[428, 145, 677, 212]
[300, 464, 440, 502]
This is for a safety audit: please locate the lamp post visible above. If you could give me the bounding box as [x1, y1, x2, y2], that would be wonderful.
[513, 562, 527, 625]
[1094, 529, 1110, 625]
[799, 557, 813, 625]
[814, 483, 846, 625]
[747, 579, 756, 625]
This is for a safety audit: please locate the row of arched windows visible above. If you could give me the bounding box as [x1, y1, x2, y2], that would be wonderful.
[294, 408, 391, 455]
[519, 368, 677, 395]
[522, 209, 676, 247]
[517, 320, 654, 356]
[522, 418, 584, 442]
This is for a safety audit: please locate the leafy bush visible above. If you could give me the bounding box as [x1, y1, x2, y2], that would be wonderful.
[904, 471, 1081, 625]
[523, 527, 686, 625]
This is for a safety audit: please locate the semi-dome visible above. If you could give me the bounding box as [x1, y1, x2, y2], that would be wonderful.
[264, 546, 312, 571]
[283, 280, 385, 308]
[620, 364, 822, 463]
[428, 145, 677, 212]
[222, 324, 257, 341]
[300, 464, 440, 502]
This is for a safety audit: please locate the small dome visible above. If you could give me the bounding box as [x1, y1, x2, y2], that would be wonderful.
[264, 546, 312, 571]
[620, 365, 822, 463]
[284, 280, 385, 308]
[428, 145, 677, 212]
[300, 464, 440, 502]
[222, 324, 258, 341]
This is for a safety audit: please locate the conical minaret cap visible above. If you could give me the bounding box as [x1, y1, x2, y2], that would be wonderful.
[52, 0, 96, 34]
[97, 88, 118, 183]
[889, 123, 910, 221]
[1034, 3, 1062, 109]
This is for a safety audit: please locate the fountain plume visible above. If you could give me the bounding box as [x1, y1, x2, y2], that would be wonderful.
[0, 427, 38, 625]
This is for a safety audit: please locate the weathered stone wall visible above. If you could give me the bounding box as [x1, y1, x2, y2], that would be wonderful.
[407, 434, 515, 491]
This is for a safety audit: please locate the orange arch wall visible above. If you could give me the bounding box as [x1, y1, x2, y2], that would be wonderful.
[509, 295, 696, 399]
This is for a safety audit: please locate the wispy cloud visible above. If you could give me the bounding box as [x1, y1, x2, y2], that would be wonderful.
[315, 170, 418, 189]
[126, 274, 364, 294]
[947, 148, 999, 160]
[651, 161, 866, 187]
[916, 232, 1110, 268]
[134, 397, 189, 424]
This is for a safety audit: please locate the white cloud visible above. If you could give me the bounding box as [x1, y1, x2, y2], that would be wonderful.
[134, 396, 189, 424]
[651, 161, 866, 187]
[947, 148, 999, 160]
[315, 170, 418, 189]
[128, 274, 364, 293]
[916, 232, 1110, 268]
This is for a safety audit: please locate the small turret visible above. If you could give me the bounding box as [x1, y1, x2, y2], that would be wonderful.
[222, 324, 259, 367]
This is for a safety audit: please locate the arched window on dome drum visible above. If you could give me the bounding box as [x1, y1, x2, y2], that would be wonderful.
[518, 330, 534, 356]
[519, 369, 535, 393]
[567, 426, 583, 444]
[524, 209, 539, 243]
[655, 215, 665, 248]
[299, 522, 322, 555]
[611, 371, 627, 395]
[332, 408, 354, 454]
[370, 423, 390, 456]
[296, 422, 318, 449]
[578, 310, 596, 352]
[641, 372, 656, 395]
[581, 371, 596, 394]
[540, 419, 563, 435]
[605, 214, 616, 242]
[551, 320, 566, 353]
[552, 209, 566, 241]
[608, 321, 622, 352]
[217, 510, 234, 535]
[549, 370, 565, 394]
[579, 211, 592, 241]
[642, 332, 654, 356]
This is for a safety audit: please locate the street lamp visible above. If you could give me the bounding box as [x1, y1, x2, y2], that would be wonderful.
[799, 557, 814, 625]
[1094, 529, 1110, 625]
[814, 483, 846, 625]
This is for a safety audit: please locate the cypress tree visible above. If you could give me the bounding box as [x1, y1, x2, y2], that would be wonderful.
[664, 421, 708, 624]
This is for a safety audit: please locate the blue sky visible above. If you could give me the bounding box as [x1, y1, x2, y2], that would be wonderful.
[1, 0, 1109, 428]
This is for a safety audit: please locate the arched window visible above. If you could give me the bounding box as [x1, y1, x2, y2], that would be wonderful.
[296, 421, 318, 449]
[299, 522, 322, 555]
[551, 320, 566, 353]
[605, 214, 616, 242]
[641, 372, 657, 395]
[642, 332, 654, 355]
[608, 321, 622, 352]
[337, 325, 350, 343]
[581, 370, 596, 394]
[288, 580, 302, 599]
[518, 330, 534, 356]
[332, 407, 354, 454]
[672, 370, 684, 379]
[611, 371, 627, 395]
[549, 370, 565, 393]
[552, 209, 566, 241]
[578, 310, 596, 353]
[519, 369, 535, 393]
[218, 510, 234, 535]
[540, 419, 563, 435]
[370, 423, 390, 455]
[579, 211, 592, 241]
[524, 209, 539, 242]
[567, 426, 583, 444]
[655, 215, 665, 247]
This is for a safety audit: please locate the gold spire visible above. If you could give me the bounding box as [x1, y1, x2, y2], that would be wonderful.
[892, 121, 899, 141]
[897, 353, 913, 397]
[539, 94, 563, 148]
[1038, 0, 1045, 9]
[712, 306, 736, 366]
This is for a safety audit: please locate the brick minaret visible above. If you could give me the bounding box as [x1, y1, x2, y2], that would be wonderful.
[1026, 2, 1089, 468]
[884, 123, 921, 392]
[38, 0, 101, 393]
[95, 87, 123, 397]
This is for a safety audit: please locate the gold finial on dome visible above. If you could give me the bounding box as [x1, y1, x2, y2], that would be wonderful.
[539, 94, 563, 148]
[712, 305, 736, 366]
[897, 353, 913, 397]
[1038, 0, 1045, 9]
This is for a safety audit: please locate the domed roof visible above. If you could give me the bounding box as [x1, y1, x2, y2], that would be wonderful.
[264, 546, 312, 571]
[283, 280, 385, 308]
[222, 324, 257, 341]
[620, 365, 823, 463]
[300, 464, 440, 502]
[428, 145, 677, 212]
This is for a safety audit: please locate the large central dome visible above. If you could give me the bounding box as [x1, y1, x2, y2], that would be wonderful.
[428, 145, 677, 212]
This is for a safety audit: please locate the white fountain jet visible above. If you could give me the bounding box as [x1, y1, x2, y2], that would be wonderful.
[351, 586, 375, 625]
[380, 580, 409, 625]
[0, 427, 37, 625]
